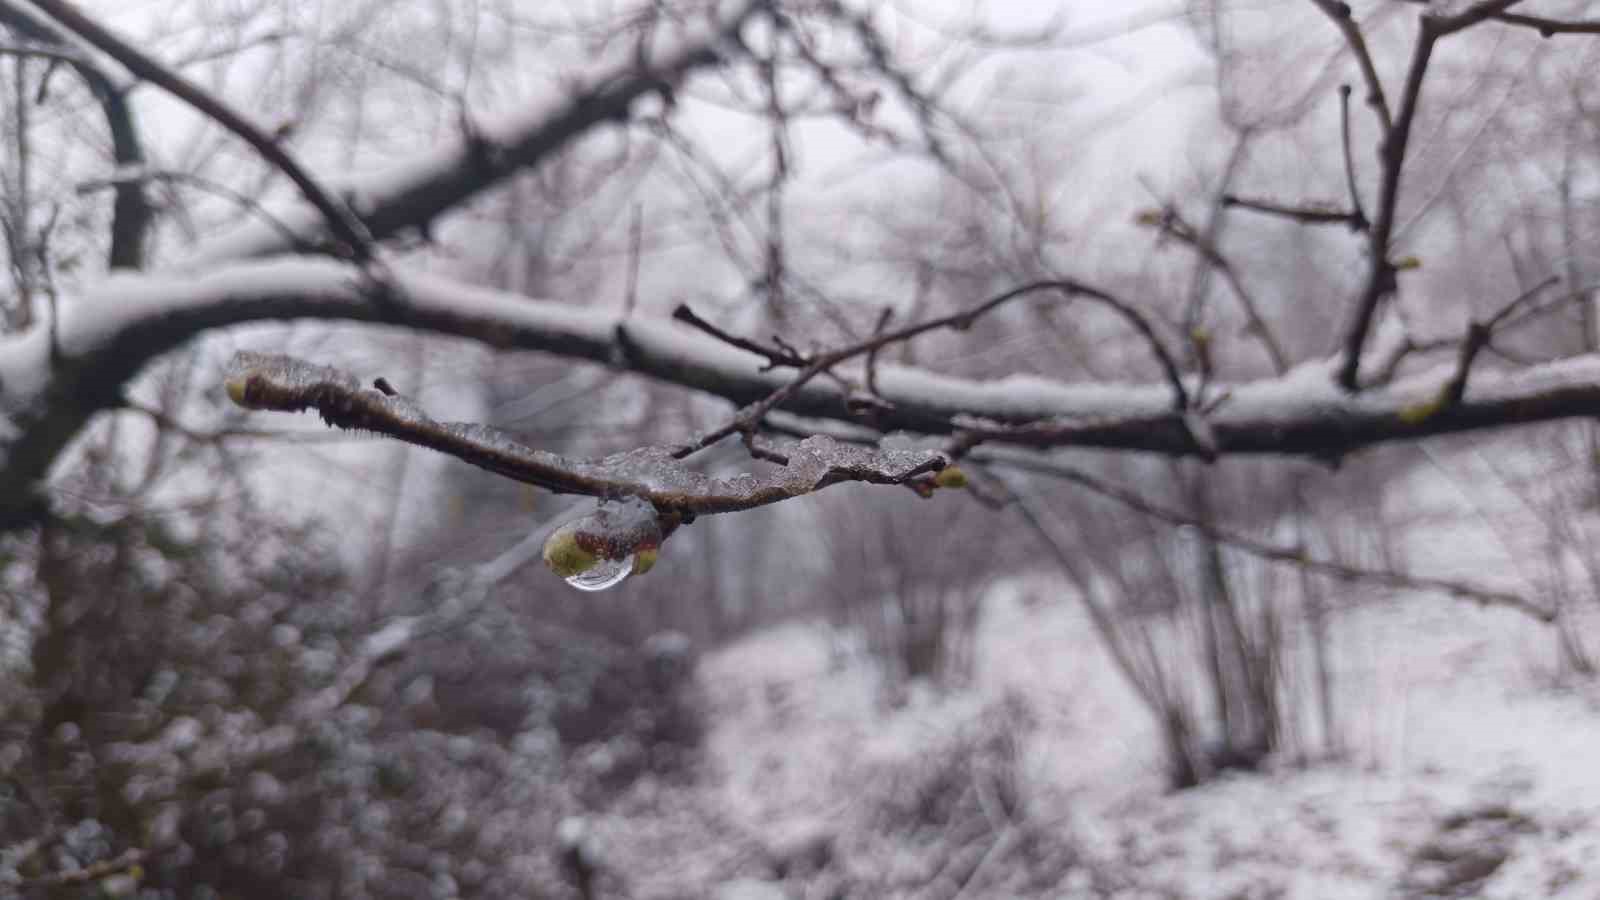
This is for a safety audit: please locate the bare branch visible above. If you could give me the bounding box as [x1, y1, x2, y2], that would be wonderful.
[1221, 194, 1364, 229]
[0, 39, 83, 64]
[1306, 0, 1394, 130]
[672, 277, 1189, 458]
[1437, 275, 1561, 410]
[981, 451, 1551, 621]
[670, 304, 807, 369]
[27, 0, 374, 261]
[865, 305, 893, 399]
[1141, 202, 1290, 374]
[76, 168, 314, 252]
[1338, 84, 1370, 230]
[1491, 10, 1600, 36]
[1332, 0, 1585, 391]
[1336, 10, 1441, 390]
[1430, 0, 1526, 36]
[818, 0, 950, 162]
[183, 0, 768, 267]
[0, 2, 768, 524]
[0, 0, 149, 269]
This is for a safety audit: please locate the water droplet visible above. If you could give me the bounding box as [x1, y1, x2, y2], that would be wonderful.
[542, 496, 664, 591]
[564, 554, 635, 592]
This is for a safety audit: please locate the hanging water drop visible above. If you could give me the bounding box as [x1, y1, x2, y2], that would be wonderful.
[541, 496, 665, 592]
[564, 554, 635, 592]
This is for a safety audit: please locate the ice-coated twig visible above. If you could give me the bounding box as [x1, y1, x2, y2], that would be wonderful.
[223, 352, 946, 516]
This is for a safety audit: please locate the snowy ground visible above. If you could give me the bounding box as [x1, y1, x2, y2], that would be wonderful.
[644, 589, 1600, 899]
[578, 450, 1600, 898]
[578, 586, 1600, 897]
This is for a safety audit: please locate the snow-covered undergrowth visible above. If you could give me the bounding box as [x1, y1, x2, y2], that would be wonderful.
[564, 439, 1600, 898]
[578, 568, 1600, 898]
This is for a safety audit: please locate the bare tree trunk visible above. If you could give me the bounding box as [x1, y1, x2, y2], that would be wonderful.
[1294, 478, 1340, 759]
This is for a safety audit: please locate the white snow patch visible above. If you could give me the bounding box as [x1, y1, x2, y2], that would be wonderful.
[675, 538, 1600, 897]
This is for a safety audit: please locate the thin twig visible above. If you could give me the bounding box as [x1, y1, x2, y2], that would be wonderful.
[865, 306, 893, 398]
[1337, 84, 1369, 230]
[758, 24, 791, 318]
[1338, 1, 1535, 390]
[670, 305, 807, 369]
[77, 168, 313, 252]
[1487, 10, 1600, 35]
[622, 203, 643, 318]
[1145, 202, 1289, 374]
[1221, 194, 1363, 229]
[1306, 0, 1393, 130]
[976, 452, 1552, 621]
[819, 0, 950, 162]
[1485, 274, 1562, 330]
[1431, 0, 1529, 37]
[673, 278, 1187, 458]
[0, 40, 85, 64]
[1438, 275, 1560, 409]
[1336, 11, 1441, 390]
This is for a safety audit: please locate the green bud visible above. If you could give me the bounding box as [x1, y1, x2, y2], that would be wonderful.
[1397, 393, 1443, 425]
[224, 374, 251, 407]
[543, 527, 600, 578]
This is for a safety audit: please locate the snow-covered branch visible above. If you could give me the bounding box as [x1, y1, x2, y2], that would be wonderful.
[0, 0, 766, 527]
[10, 252, 1600, 526]
[4, 0, 1600, 535]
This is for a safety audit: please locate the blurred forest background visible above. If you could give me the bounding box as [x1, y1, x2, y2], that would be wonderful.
[5, 0, 1600, 897]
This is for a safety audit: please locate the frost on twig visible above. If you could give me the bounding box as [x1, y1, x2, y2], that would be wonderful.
[223, 352, 947, 516]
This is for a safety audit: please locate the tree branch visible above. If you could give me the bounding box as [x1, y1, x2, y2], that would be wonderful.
[0, 0, 768, 526]
[1141, 202, 1290, 374]
[223, 351, 947, 516]
[10, 259, 1600, 530]
[1337, 84, 1369, 230]
[1306, 0, 1393, 130]
[1334, 0, 1563, 391]
[180, 0, 768, 268]
[981, 449, 1550, 621]
[1335, 12, 1434, 390]
[1482, 10, 1600, 35]
[1220, 194, 1364, 229]
[0, 0, 149, 269]
[27, 0, 375, 261]
[669, 278, 1188, 458]
[1436, 275, 1560, 410]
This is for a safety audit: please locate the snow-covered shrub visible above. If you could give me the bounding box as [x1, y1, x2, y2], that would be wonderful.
[0, 489, 705, 897]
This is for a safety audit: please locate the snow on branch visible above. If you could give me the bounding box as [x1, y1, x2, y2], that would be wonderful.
[18, 256, 1600, 469]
